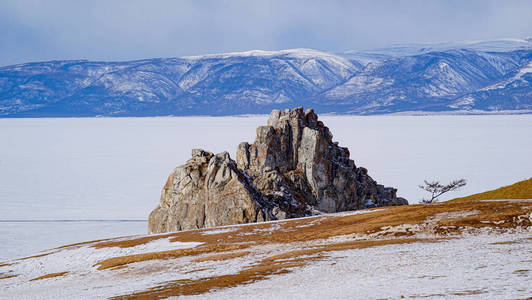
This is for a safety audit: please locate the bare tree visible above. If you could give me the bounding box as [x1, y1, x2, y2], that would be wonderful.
[419, 179, 467, 203]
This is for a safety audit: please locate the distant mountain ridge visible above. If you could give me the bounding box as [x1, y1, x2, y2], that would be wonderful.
[1, 39, 531, 117]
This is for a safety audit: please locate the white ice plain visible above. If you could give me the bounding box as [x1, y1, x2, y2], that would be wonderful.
[0, 114, 531, 260]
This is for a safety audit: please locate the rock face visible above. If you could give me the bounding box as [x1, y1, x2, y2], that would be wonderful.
[148, 108, 408, 233]
[148, 150, 267, 233]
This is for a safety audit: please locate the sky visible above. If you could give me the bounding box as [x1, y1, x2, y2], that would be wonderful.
[1, 0, 531, 66]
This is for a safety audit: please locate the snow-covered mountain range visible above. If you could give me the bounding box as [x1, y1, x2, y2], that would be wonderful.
[1, 39, 531, 117]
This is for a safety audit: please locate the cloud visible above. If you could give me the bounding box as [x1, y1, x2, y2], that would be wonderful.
[1, 0, 531, 66]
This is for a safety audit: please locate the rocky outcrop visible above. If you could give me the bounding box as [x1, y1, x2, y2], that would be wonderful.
[148, 108, 408, 233]
[148, 150, 268, 233]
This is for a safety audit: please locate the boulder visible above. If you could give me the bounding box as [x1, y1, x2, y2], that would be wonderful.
[148, 108, 408, 233]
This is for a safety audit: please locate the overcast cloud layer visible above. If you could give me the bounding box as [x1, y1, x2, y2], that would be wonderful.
[1, 0, 531, 66]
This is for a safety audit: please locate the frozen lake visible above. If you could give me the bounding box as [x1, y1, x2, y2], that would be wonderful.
[0, 115, 531, 260]
[0, 220, 147, 261]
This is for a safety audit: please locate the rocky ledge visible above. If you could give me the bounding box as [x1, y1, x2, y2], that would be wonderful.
[148, 108, 407, 233]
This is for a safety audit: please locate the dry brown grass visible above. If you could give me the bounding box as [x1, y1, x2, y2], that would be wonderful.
[92, 235, 172, 249]
[114, 257, 311, 300]
[0, 273, 17, 280]
[451, 289, 486, 296]
[112, 237, 430, 299]
[267, 239, 431, 273]
[451, 177, 532, 202]
[261, 238, 428, 263]
[18, 252, 56, 261]
[410, 293, 447, 298]
[92, 227, 245, 249]
[55, 238, 110, 249]
[435, 201, 531, 230]
[111, 260, 305, 300]
[490, 240, 522, 245]
[192, 251, 250, 262]
[29, 272, 68, 282]
[94, 244, 250, 270]
[92, 199, 531, 272]
[183, 268, 211, 274]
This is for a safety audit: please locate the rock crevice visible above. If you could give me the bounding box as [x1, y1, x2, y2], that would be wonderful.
[148, 107, 408, 233]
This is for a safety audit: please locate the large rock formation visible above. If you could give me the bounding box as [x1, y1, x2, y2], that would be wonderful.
[148, 108, 408, 233]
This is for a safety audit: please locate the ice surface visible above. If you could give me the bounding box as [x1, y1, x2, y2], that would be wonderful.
[0, 116, 267, 220]
[0, 115, 531, 260]
[0, 221, 147, 261]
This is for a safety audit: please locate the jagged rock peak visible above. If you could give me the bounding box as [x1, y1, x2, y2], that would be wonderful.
[148, 108, 408, 234]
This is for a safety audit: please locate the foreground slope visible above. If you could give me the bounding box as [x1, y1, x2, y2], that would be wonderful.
[1, 198, 531, 299]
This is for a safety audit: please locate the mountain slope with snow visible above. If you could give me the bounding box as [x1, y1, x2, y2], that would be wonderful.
[0, 41, 531, 117]
[320, 49, 531, 113]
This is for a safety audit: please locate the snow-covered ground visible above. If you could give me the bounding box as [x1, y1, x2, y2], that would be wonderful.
[190, 233, 532, 300]
[0, 115, 531, 260]
[5, 235, 532, 299]
[1, 236, 205, 299]
[1, 197, 531, 299]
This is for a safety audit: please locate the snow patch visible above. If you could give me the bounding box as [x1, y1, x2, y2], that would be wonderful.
[201, 228, 239, 235]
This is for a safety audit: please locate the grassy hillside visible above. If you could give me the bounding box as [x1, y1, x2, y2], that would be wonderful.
[451, 177, 532, 202]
